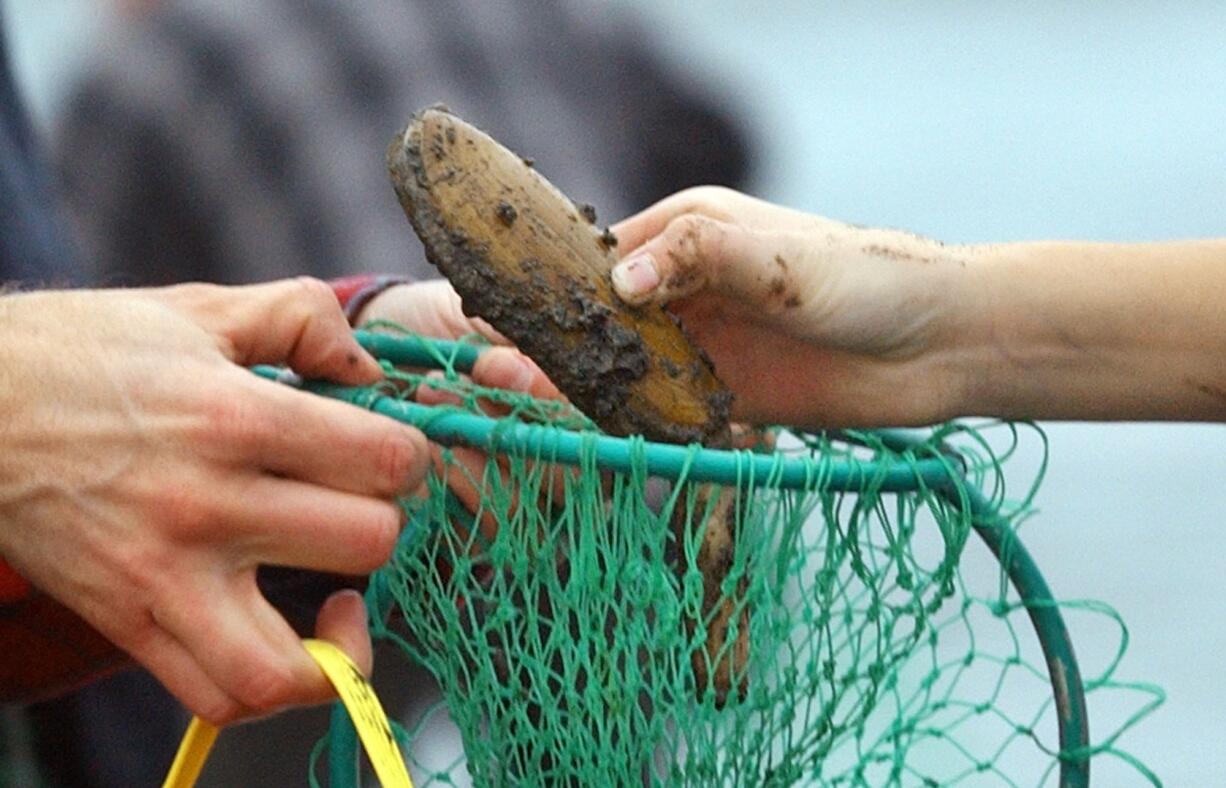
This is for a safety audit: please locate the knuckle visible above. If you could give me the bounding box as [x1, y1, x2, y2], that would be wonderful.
[202, 394, 274, 453]
[675, 185, 736, 219]
[684, 184, 733, 205]
[704, 184, 737, 200]
[231, 659, 300, 712]
[670, 213, 718, 245]
[291, 276, 338, 312]
[667, 212, 707, 236]
[148, 483, 216, 540]
[373, 429, 422, 495]
[663, 214, 727, 270]
[197, 696, 243, 727]
[355, 503, 401, 570]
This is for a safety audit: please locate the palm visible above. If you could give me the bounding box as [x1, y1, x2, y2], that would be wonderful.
[672, 293, 941, 429]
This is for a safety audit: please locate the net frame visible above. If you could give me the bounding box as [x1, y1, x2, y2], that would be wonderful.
[257, 331, 1092, 787]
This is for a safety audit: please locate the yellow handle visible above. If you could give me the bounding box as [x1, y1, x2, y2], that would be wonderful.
[303, 639, 413, 787]
[162, 716, 219, 788]
[162, 638, 413, 788]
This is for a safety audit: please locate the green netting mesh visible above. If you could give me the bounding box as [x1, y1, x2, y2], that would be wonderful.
[302, 330, 1162, 787]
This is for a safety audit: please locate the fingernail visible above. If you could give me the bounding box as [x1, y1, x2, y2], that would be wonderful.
[320, 588, 364, 616]
[611, 253, 660, 298]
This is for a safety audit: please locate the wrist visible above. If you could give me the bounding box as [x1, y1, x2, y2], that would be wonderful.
[927, 242, 1015, 419]
[855, 232, 988, 424]
[330, 275, 413, 326]
[939, 241, 1064, 419]
[945, 240, 1226, 421]
[924, 256, 990, 424]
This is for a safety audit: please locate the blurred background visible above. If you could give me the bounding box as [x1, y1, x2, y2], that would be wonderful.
[5, 1, 1225, 785]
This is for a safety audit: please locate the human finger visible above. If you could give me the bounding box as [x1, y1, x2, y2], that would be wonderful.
[434, 444, 504, 544]
[611, 213, 809, 313]
[611, 185, 831, 254]
[415, 370, 467, 408]
[314, 589, 373, 678]
[730, 423, 778, 452]
[159, 278, 383, 385]
[152, 573, 331, 718]
[223, 474, 401, 575]
[459, 348, 574, 505]
[356, 279, 510, 345]
[415, 348, 571, 539]
[249, 377, 431, 497]
[470, 346, 561, 402]
[240, 574, 349, 708]
[609, 186, 740, 254]
[415, 347, 562, 422]
[122, 622, 247, 726]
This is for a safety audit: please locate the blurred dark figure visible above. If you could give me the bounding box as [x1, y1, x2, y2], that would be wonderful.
[21, 1, 753, 785]
[56, 0, 751, 287]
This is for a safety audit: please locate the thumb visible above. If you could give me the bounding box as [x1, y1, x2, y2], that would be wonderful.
[610, 214, 803, 311]
[160, 278, 383, 385]
[314, 589, 373, 678]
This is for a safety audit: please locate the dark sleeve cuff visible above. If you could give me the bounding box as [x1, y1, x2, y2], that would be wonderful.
[330, 274, 414, 326]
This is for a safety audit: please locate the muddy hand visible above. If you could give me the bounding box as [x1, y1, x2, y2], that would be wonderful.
[611, 186, 969, 429]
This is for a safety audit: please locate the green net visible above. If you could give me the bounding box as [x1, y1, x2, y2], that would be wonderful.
[298, 330, 1162, 787]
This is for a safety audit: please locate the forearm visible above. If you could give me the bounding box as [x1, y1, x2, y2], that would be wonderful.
[610, 186, 1226, 426]
[952, 240, 1226, 421]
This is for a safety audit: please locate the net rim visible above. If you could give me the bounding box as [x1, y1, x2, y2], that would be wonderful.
[249, 331, 1091, 787]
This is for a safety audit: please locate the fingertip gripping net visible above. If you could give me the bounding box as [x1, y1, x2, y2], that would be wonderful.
[278, 328, 1161, 787]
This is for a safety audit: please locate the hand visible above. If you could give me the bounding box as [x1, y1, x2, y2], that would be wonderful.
[610, 187, 970, 428]
[0, 278, 432, 724]
[612, 187, 1226, 425]
[355, 279, 559, 401]
[356, 280, 562, 531]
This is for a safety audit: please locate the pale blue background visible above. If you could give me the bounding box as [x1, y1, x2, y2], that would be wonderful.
[7, 2, 1226, 784]
[620, 5, 1226, 783]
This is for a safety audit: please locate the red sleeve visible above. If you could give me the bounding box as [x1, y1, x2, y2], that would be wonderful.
[1, 593, 128, 703]
[0, 558, 30, 603]
[0, 561, 127, 703]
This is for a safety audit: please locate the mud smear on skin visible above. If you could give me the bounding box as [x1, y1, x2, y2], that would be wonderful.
[861, 243, 937, 264]
[1187, 377, 1226, 407]
[861, 241, 969, 269]
[765, 253, 802, 310]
